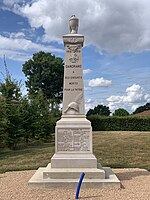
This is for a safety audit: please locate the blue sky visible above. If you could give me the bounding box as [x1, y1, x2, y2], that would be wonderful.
[0, 0, 150, 114]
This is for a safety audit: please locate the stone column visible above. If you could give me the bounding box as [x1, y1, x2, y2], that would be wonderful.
[51, 15, 97, 168]
[62, 35, 85, 117]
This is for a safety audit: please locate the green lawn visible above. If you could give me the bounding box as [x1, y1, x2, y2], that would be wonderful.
[0, 131, 150, 173]
[93, 131, 150, 170]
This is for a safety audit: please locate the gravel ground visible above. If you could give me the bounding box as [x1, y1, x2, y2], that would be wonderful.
[0, 168, 150, 200]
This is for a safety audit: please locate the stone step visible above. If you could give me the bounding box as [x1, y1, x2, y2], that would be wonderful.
[28, 166, 120, 189]
[43, 163, 105, 179]
[51, 153, 97, 168]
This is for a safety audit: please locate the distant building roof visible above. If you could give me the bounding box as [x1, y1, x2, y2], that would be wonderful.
[133, 110, 150, 116]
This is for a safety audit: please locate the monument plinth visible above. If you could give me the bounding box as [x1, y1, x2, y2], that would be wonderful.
[28, 15, 120, 188]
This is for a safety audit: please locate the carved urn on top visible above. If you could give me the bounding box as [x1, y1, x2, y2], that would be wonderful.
[69, 15, 79, 34]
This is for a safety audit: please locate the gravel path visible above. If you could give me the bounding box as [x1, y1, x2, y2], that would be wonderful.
[0, 168, 150, 200]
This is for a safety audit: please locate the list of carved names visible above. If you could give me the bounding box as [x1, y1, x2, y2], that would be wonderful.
[57, 128, 90, 152]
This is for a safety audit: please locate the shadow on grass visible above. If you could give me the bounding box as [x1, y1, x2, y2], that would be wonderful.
[104, 163, 150, 172]
[0, 142, 55, 160]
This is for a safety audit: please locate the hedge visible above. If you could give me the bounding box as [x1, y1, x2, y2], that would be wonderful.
[87, 115, 150, 131]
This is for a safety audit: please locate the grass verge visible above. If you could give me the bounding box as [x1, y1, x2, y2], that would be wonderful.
[0, 131, 150, 173]
[93, 131, 150, 171]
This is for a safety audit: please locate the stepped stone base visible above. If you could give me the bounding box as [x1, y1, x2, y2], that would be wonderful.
[28, 117, 121, 189]
[28, 164, 120, 189]
[51, 153, 97, 168]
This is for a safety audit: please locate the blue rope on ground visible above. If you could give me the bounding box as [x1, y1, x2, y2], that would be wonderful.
[75, 172, 85, 199]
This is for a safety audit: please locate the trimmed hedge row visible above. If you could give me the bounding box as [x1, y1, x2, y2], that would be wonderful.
[87, 115, 150, 131]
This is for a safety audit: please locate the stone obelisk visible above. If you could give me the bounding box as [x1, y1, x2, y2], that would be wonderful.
[28, 16, 120, 188]
[51, 15, 97, 168]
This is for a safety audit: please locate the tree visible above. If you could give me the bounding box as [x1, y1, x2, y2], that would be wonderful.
[0, 57, 22, 102]
[0, 55, 59, 149]
[26, 90, 52, 141]
[113, 108, 129, 116]
[0, 98, 7, 147]
[6, 102, 24, 149]
[0, 57, 23, 148]
[0, 76, 21, 102]
[22, 51, 64, 110]
[19, 90, 56, 144]
[86, 104, 111, 116]
[133, 103, 150, 114]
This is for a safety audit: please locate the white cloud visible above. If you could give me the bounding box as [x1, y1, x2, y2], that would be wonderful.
[107, 84, 150, 113]
[0, 34, 63, 61]
[3, 0, 150, 54]
[89, 77, 112, 87]
[3, 31, 26, 39]
[85, 98, 95, 113]
[83, 69, 92, 74]
[9, 32, 25, 39]
[86, 98, 93, 104]
[2, 0, 32, 7]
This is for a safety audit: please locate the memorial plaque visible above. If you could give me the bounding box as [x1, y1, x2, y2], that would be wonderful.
[57, 128, 90, 152]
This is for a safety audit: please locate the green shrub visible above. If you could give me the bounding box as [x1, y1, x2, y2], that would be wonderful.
[87, 115, 150, 131]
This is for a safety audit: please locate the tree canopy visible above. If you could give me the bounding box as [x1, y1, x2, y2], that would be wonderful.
[22, 51, 64, 109]
[0, 57, 59, 149]
[86, 104, 111, 116]
[0, 58, 21, 102]
[113, 108, 129, 116]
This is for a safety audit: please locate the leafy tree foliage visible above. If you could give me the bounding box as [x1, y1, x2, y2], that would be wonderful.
[6, 102, 24, 149]
[113, 108, 129, 116]
[0, 92, 56, 149]
[0, 59, 57, 149]
[0, 98, 7, 147]
[24, 90, 54, 141]
[0, 76, 21, 101]
[22, 51, 64, 110]
[0, 62, 21, 102]
[133, 103, 150, 114]
[86, 104, 111, 116]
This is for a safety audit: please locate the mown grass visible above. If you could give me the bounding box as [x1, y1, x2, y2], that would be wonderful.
[93, 131, 150, 171]
[0, 142, 55, 173]
[0, 131, 150, 173]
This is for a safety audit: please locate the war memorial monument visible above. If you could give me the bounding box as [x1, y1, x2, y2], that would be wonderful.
[28, 15, 120, 188]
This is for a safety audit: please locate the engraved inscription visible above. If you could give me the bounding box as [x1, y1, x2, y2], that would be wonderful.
[62, 34, 85, 115]
[65, 76, 82, 79]
[57, 128, 90, 151]
[65, 65, 81, 68]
